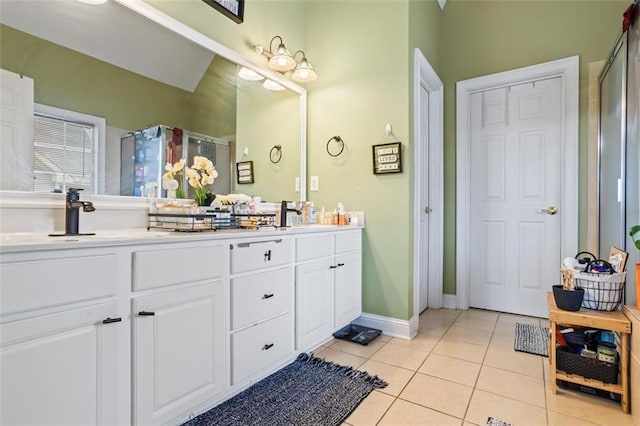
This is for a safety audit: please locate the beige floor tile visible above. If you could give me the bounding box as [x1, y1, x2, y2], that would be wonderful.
[329, 337, 387, 358]
[418, 314, 455, 336]
[443, 326, 493, 346]
[419, 353, 481, 387]
[315, 347, 367, 369]
[370, 342, 429, 371]
[343, 390, 395, 426]
[389, 333, 439, 352]
[497, 312, 542, 326]
[379, 398, 463, 426]
[545, 381, 634, 425]
[547, 409, 601, 425]
[459, 308, 500, 322]
[493, 321, 518, 336]
[465, 389, 547, 426]
[453, 316, 497, 332]
[476, 365, 545, 407]
[483, 346, 544, 379]
[420, 308, 461, 321]
[488, 331, 515, 350]
[378, 334, 392, 343]
[433, 339, 488, 364]
[399, 373, 473, 419]
[358, 359, 415, 397]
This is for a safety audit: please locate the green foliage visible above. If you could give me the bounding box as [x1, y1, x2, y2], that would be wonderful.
[630, 225, 640, 252]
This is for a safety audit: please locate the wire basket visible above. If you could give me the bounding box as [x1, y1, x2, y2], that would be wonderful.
[573, 270, 626, 311]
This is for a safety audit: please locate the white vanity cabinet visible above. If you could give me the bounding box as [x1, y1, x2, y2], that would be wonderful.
[0, 249, 122, 426]
[295, 229, 362, 351]
[131, 243, 226, 426]
[228, 237, 294, 386]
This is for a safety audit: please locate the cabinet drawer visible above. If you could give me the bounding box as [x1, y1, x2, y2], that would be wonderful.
[230, 238, 292, 274]
[231, 267, 292, 330]
[296, 234, 333, 262]
[133, 244, 224, 291]
[335, 230, 362, 254]
[1, 254, 116, 316]
[231, 313, 293, 385]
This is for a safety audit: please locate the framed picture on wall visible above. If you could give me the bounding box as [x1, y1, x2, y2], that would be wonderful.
[202, 0, 244, 24]
[236, 161, 254, 184]
[372, 142, 402, 174]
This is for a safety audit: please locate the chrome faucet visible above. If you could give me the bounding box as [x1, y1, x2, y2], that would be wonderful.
[50, 188, 96, 236]
[279, 200, 302, 228]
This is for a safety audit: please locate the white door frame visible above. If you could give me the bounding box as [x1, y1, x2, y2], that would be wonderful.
[413, 48, 444, 318]
[456, 56, 579, 311]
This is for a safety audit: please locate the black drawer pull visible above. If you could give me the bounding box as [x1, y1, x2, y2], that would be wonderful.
[337, 263, 345, 267]
[138, 311, 155, 316]
[262, 343, 274, 350]
[329, 265, 338, 269]
[262, 293, 274, 299]
[102, 317, 122, 324]
[264, 249, 272, 261]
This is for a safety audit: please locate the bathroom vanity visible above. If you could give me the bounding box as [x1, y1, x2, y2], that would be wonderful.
[0, 226, 362, 425]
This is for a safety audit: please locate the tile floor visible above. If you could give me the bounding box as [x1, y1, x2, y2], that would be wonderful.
[313, 308, 634, 426]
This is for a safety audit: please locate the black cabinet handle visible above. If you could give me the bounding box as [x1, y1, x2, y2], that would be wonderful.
[138, 311, 155, 316]
[262, 343, 274, 350]
[102, 317, 122, 324]
[262, 293, 274, 299]
[264, 249, 272, 261]
[329, 265, 338, 269]
[337, 263, 345, 267]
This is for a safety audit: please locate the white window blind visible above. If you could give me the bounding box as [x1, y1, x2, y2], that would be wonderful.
[33, 114, 94, 193]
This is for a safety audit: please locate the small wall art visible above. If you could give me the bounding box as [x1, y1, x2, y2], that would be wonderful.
[236, 161, 254, 184]
[202, 0, 244, 24]
[372, 142, 402, 174]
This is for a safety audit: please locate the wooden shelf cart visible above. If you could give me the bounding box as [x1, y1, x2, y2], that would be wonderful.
[547, 292, 631, 413]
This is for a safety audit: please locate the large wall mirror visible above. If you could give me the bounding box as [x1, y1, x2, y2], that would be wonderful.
[0, 0, 306, 203]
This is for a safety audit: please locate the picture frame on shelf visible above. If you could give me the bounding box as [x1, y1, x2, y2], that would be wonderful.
[202, 0, 244, 24]
[236, 161, 254, 184]
[372, 142, 402, 174]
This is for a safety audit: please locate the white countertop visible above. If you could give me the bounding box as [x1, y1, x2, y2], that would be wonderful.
[0, 225, 363, 253]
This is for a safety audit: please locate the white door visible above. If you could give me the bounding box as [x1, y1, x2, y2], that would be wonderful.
[469, 78, 562, 317]
[0, 68, 34, 191]
[1, 303, 120, 426]
[418, 83, 430, 313]
[133, 282, 225, 426]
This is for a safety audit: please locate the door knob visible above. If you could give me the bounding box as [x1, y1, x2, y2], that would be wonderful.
[537, 206, 558, 215]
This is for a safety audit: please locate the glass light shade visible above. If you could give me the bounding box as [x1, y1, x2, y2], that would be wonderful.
[268, 44, 296, 72]
[238, 67, 265, 81]
[291, 59, 318, 83]
[262, 79, 286, 91]
[77, 0, 108, 4]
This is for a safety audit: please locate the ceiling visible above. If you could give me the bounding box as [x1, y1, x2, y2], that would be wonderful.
[0, 0, 215, 92]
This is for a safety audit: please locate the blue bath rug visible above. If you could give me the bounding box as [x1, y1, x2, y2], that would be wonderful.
[182, 352, 387, 426]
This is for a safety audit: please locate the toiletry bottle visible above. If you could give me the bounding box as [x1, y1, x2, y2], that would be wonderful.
[337, 202, 345, 225]
[320, 206, 326, 224]
[332, 209, 338, 225]
[309, 202, 317, 224]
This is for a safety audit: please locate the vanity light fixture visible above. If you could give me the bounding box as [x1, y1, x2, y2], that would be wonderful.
[77, 0, 108, 4]
[291, 51, 318, 83]
[262, 79, 286, 91]
[238, 66, 265, 81]
[254, 36, 318, 83]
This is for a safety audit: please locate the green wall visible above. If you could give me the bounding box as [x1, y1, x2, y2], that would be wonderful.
[438, 0, 628, 295]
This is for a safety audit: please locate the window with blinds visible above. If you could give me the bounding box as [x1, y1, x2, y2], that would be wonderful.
[33, 114, 95, 193]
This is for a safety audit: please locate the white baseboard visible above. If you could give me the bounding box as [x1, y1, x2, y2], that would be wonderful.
[442, 294, 457, 309]
[352, 312, 417, 340]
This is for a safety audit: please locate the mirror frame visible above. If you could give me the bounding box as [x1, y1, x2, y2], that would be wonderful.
[118, 0, 307, 201]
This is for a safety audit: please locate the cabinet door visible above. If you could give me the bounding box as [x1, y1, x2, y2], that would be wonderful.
[334, 251, 362, 330]
[1, 302, 120, 426]
[133, 281, 225, 426]
[295, 258, 334, 350]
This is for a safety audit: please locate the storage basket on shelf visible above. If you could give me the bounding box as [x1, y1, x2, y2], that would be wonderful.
[556, 347, 619, 384]
[573, 260, 625, 311]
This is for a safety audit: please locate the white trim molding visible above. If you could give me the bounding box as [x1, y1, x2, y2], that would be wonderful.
[352, 312, 418, 340]
[412, 48, 444, 316]
[455, 56, 579, 310]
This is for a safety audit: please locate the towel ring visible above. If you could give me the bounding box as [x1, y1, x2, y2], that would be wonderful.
[269, 145, 282, 164]
[326, 136, 344, 157]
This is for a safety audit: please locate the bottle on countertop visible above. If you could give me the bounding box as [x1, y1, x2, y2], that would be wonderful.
[337, 202, 345, 225]
[309, 202, 317, 224]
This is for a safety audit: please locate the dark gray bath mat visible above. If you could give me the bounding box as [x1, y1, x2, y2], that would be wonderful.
[514, 322, 549, 357]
